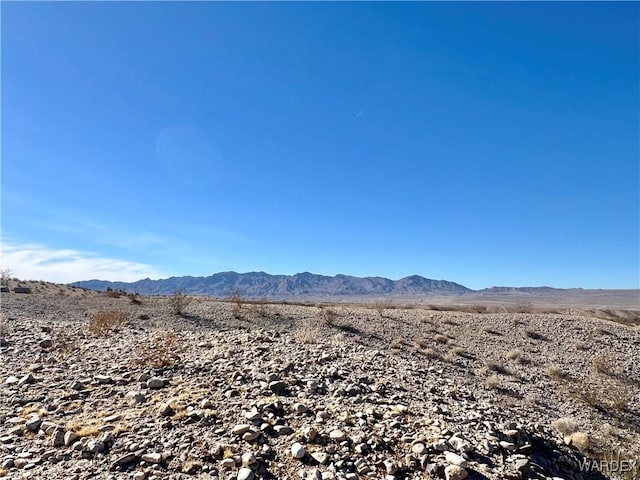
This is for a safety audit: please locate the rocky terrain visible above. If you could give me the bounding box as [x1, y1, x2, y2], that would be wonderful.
[1, 287, 639, 480]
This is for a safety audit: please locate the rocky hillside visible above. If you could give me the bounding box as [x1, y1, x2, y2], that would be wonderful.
[74, 272, 472, 297]
[1, 291, 639, 480]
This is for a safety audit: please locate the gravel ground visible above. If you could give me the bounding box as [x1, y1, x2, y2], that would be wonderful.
[1, 290, 639, 480]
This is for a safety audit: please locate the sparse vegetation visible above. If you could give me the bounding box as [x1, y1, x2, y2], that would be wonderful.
[89, 310, 128, 335]
[136, 330, 183, 368]
[0, 269, 11, 286]
[228, 290, 244, 319]
[321, 307, 338, 327]
[169, 290, 192, 316]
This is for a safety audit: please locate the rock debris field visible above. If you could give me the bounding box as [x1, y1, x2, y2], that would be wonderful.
[1, 288, 639, 480]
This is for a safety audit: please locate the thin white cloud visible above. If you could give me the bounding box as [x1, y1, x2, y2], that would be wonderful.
[0, 242, 161, 283]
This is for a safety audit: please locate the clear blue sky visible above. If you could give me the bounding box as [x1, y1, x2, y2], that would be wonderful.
[2, 2, 638, 289]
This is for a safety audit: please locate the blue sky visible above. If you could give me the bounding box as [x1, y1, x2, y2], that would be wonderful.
[2, 2, 638, 289]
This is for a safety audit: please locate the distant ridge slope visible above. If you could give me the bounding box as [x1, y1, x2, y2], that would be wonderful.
[73, 271, 471, 297]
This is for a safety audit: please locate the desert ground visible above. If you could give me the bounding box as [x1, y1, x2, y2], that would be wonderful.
[1, 283, 639, 480]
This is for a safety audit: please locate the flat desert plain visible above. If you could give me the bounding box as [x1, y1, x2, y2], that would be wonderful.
[1, 284, 638, 480]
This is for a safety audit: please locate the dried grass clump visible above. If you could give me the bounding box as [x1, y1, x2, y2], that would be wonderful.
[228, 290, 244, 319]
[444, 347, 466, 362]
[136, 331, 183, 369]
[591, 354, 615, 376]
[546, 365, 569, 380]
[322, 308, 338, 327]
[484, 375, 501, 390]
[169, 290, 192, 316]
[433, 333, 448, 344]
[506, 349, 522, 360]
[551, 417, 579, 435]
[564, 431, 590, 451]
[89, 310, 128, 335]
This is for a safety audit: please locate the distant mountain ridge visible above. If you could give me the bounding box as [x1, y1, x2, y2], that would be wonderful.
[74, 271, 472, 297]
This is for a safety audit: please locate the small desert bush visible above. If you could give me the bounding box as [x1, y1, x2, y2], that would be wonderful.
[551, 417, 579, 436]
[484, 375, 501, 390]
[444, 347, 466, 362]
[373, 301, 393, 318]
[321, 307, 338, 327]
[228, 290, 245, 319]
[591, 354, 615, 376]
[505, 349, 522, 360]
[433, 333, 448, 344]
[546, 365, 569, 380]
[137, 331, 182, 369]
[128, 293, 143, 305]
[89, 310, 128, 335]
[169, 290, 191, 316]
[564, 431, 590, 450]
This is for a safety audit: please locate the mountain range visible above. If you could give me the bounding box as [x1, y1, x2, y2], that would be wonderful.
[74, 271, 474, 297]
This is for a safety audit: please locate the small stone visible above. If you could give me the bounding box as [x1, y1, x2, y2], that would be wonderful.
[87, 440, 105, 453]
[146, 377, 165, 389]
[237, 467, 254, 480]
[444, 465, 468, 480]
[5, 376, 19, 385]
[445, 451, 468, 467]
[241, 452, 256, 467]
[291, 442, 306, 459]
[411, 442, 426, 455]
[273, 425, 293, 435]
[158, 402, 174, 417]
[112, 453, 139, 468]
[95, 375, 113, 384]
[269, 380, 287, 394]
[25, 416, 42, 432]
[311, 452, 328, 464]
[125, 391, 146, 406]
[51, 428, 65, 447]
[329, 429, 346, 442]
[243, 430, 260, 442]
[64, 431, 78, 446]
[232, 424, 251, 436]
[18, 373, 35, 386]
[142, 453, 163, 464]
[515, 458, 530, 472]
[499, 441, 516, 451]
[39, 338, 53, 348]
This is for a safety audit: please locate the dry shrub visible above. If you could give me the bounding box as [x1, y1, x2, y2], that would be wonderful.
[546, 365, 569, 380]
[506, 349, 522, 360]
[89, 310, 128, 335]
[227, 290, 244, 319]
[434, 333, 448, 344]
[564, 431, 590, 450]
[551, 417, 579, 436]
[444, 347, 466, 362]
[484, 375, 501, 390]
[322, 308, 338, 327]
[169, 290, 191, 316]
[137, 331, 183, 369]
[591, 354, 615, 376]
